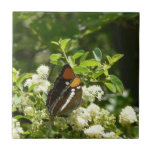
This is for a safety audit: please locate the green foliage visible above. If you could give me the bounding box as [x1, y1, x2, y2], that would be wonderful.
[16, 73, 33, 87]
[13, 12, 139, 139]
[93, 48, 102, 62]
[12, 38, 139, 139]
[105, 82, 116, 93]
[80, 59, 101, 67]
[110, 75, 124, 93]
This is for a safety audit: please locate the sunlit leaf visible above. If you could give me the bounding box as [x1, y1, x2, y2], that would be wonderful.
[13, 68, 17, 73]
[91, 70, 104, 79]
[50, 60, 64, 66]
[23, 131, 31, 135]
[73, 50, 84, 59]
[80, 52, 89, 62]
[107, 56, 112, 64]
[80, 59, 101, 67]
[12, 108, 17, 112]
[111, 54, 124, 63]
[59, 39, 71, 51]
[93, 48, 102, 62]
[73, 66, 90, 74]
[105, 82, 116, 93]
[50, 54, 61, 61]
[51, 41, 59, 46]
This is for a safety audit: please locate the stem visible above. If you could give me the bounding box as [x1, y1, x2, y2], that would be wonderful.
[61, 48, 69, 64]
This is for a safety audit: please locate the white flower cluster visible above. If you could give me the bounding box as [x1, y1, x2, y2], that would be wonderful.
[103, 131, 115, 138]
[119, 106, 137, 126]
[84, 125, 104, 138]
[30, 109, 49, 131]
[82, 85, 104, 102]
[67, 103, 118, 138]
[12, 118, 24, 138]
[95, 108, 116, 128]
[36, 65, 49, 79]
[24, 106, 34, 116]
[87, 103, 100, 118]
[24, 65, 50, 93]
[67, 107, 91, 130]
[12, 95, 33, 112]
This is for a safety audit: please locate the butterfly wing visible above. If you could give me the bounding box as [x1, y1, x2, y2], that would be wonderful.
[46, 64, 75, 115]
[52, 76, 83, 116]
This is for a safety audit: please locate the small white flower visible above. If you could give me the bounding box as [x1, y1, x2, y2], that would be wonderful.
[103, 131, 115, 138]
[32, 74, 40, 82]
[24, 79, 32, 87]
[76, 116, 88, 129]
[84, 125, 104, 138]
[33, 79, 50, 93]
[82, 85, 104, 102]
[77, 107, 91, 121]
[24, 66, 50, 93]
[36, 65, 49, 79]
[12, 118, 24, 139]
[67, 107, 91, 130]
[119, 106, 137, 126]
[40, 109, 48, 119]
[24, 106, 34, 116]
[87, 103, 100, 117]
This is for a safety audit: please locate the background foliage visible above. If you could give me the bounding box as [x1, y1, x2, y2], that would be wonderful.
[13, 12, 139, 139]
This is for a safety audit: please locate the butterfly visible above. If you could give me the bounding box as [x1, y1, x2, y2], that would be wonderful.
[46, 64, 83, 117]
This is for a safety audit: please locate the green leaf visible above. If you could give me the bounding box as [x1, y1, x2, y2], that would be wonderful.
[51, 41, 59, 46]
[59, 39, 71, 51]
[73, 50, 84, 60]
[28, 83, 37, 92]
[29, 95, 35, 103]
[93, 48, 102, 62]
[111, 54, 124, 63]
[80, 26, 101, 38]
[80, 59, 101, 67]
[14, 115, 32, 120]
[105, 82, 116, 93]
[13, 94, 22, 104]
[14, 115, 25, 119]
[16, 73, 33, 87]
[114, 131, 123, 138]
[73, 66, 90, 74]
[80, 52, 89, 63]
[23, 131, 30, 135]
[68, 56, 75, 67]
[50, 54, 61, 61]
[50, 60, 64, 66]
[110, 75, 124, 93]
[91, 70, 104, 79]
[107, 56, 112, 65]
[13, 67, 17, 73]
[12, 108, 17, 112]
[42, 93, 47, 102]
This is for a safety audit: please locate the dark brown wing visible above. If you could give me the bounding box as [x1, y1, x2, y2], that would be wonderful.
[52, 76, 83, 116]
[46, 64, 75, 115]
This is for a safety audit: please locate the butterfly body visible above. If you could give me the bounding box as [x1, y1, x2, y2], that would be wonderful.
[46, 64, 83, 117]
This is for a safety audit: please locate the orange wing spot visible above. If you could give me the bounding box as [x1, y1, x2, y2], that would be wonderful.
[70, 77, 81, 87]
[62, 67, 75, 79]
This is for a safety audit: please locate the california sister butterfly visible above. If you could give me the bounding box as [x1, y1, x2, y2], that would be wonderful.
[46, 64, 83, 117]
